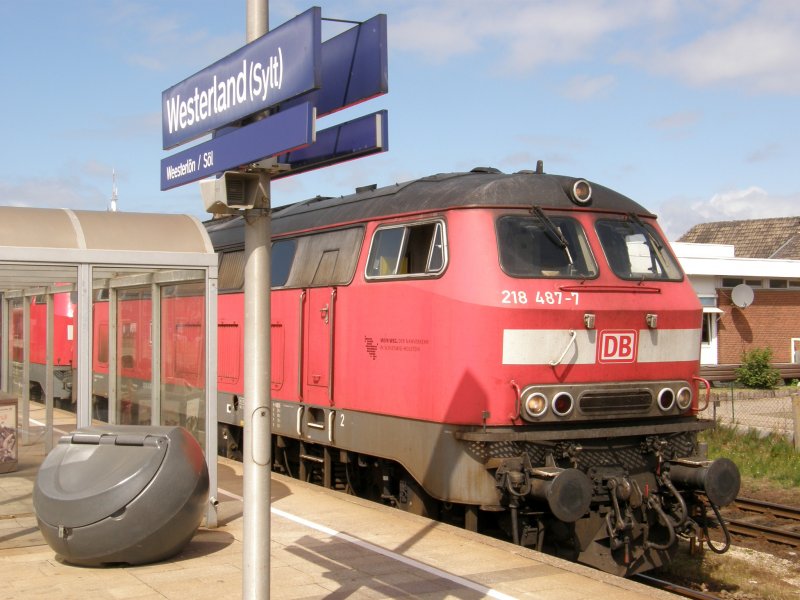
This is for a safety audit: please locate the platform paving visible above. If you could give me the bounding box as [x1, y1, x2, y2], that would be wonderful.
[0, 409, 676, 599]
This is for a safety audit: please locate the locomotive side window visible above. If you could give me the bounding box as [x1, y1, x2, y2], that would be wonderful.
[271, 239, 297, 287]
[496, 216, 597, 278]
[365, 220, 447, 279]
[284, 227, 364, 288]
[218, 240, 298, 291]
[218, 251, 245, 291]
[595, 219, 682, 281]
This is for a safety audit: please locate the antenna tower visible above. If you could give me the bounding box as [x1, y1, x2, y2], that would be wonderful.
[109, 169, 118, 212]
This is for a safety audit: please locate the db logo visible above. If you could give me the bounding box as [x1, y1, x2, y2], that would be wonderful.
[598, 330, 637, 363]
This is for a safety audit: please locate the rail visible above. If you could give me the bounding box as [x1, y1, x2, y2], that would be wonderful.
[724, 496, 800, 548]
[632, 574, 722, 600]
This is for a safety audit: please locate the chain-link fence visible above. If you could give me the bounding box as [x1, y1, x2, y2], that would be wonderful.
[702, 386, 800, 442]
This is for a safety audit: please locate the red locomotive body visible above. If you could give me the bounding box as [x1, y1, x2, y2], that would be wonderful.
[208, 167, 740, 575]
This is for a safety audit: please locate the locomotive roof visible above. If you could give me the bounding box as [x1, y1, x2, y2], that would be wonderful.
[205, 168, 655, 248]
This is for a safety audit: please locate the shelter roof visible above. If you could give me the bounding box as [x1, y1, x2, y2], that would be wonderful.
[0, 207, 215, 291]
[0, 207, 213, 254]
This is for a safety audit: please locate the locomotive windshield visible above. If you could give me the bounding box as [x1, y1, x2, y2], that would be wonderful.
[595, 218, 683, 281]
[497, 215, 597, 278]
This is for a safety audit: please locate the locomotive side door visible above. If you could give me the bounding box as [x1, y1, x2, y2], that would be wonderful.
[303, 284, 336, 406]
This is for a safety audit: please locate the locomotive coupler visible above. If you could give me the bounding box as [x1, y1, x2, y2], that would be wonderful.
[667, 457, 741, 507]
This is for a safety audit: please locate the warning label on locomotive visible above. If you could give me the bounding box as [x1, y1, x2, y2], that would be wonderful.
[364, 336, 429, 359]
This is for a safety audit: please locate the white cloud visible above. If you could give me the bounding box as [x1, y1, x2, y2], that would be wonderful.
[651, 111, 702, 131]
[390, 0, 663, 71]
[389, 0, 800, 95]
[102, 1, 242, 72]
[0, 176, 107, 211]
[633, 3, 800, 93]
[746, 143, 785, 163]
[658, 186, 800, 240]
[563, 74, 616, 101]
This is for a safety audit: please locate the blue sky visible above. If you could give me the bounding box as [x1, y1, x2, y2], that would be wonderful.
[1, 0, 798, 239]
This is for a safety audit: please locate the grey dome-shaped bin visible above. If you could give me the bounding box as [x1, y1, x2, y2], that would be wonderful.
[33, 425, 209, 566]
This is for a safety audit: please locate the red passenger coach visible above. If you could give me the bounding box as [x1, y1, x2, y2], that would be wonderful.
[9, 292, 75, 404]
[207, 166, 741, 575]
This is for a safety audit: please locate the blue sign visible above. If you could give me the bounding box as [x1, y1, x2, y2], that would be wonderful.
[160, 103, 315, 190]
[282, 14, 387, 118]
[161, 7, 321, 150]
[274, 110, 387, 180]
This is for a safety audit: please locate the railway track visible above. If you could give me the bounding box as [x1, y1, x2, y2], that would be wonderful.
[633, 497, 800, 599]
[632, 574, 722, 600]
[733, 497, 800, 521]
[724, 496, 800, 548]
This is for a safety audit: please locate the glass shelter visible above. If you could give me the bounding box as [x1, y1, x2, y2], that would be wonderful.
[0, 207, 219, 526]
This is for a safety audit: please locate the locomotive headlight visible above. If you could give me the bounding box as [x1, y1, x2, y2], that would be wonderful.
[676, 386, 693, 410]
[570, 179, 592, 205]
[521, 387, 548, 419]
[657, 388, 676, 412]
[552, 392, 575, 417]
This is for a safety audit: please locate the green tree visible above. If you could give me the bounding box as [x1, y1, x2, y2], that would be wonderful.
[736, 347, 781, 389]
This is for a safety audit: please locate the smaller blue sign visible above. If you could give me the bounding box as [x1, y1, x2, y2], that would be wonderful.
[160, 102, 315, 190]
[162, 7, 321, 150]
[274, 110, 388, 180]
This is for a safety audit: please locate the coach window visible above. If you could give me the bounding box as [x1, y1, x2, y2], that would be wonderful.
[366, 221, 447, 279]
[497, 216, 596, 278]
[595, 219, 682, 281]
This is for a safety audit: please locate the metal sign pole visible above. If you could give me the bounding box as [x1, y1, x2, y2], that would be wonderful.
[243, 2, 271, 599]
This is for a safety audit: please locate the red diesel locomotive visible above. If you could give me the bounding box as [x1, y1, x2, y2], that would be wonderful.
[207, 165, 740, 575]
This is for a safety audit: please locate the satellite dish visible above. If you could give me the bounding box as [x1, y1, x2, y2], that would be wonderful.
[731, 284, 754, 309]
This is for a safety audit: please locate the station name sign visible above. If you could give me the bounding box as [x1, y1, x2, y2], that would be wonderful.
[161, 7, 321, 150]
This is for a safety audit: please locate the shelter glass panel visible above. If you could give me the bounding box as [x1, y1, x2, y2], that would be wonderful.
[160, 282, 206, 450]
[92, 293, 110, 423]
[8, 298, 24, 401]
[116, 286, 152, 425]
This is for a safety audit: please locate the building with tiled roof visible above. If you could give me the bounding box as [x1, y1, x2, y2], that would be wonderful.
[672, 217, 800, 372]
[679, 216, 800, 259]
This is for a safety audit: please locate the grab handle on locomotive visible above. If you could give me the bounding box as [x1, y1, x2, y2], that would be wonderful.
[691, 376, 711, 412]
[667, 457, 741, 507]
[549, 329, 577, 367]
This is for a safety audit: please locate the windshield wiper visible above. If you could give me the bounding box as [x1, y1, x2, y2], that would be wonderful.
[532, 205, 573, 265]
[628, 212, 663, 251]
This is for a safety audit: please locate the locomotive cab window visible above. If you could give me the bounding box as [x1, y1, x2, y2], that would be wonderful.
[595, 218, 682, 281]
[496, 215, 597, 278]
[366, 220, 447, 279]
